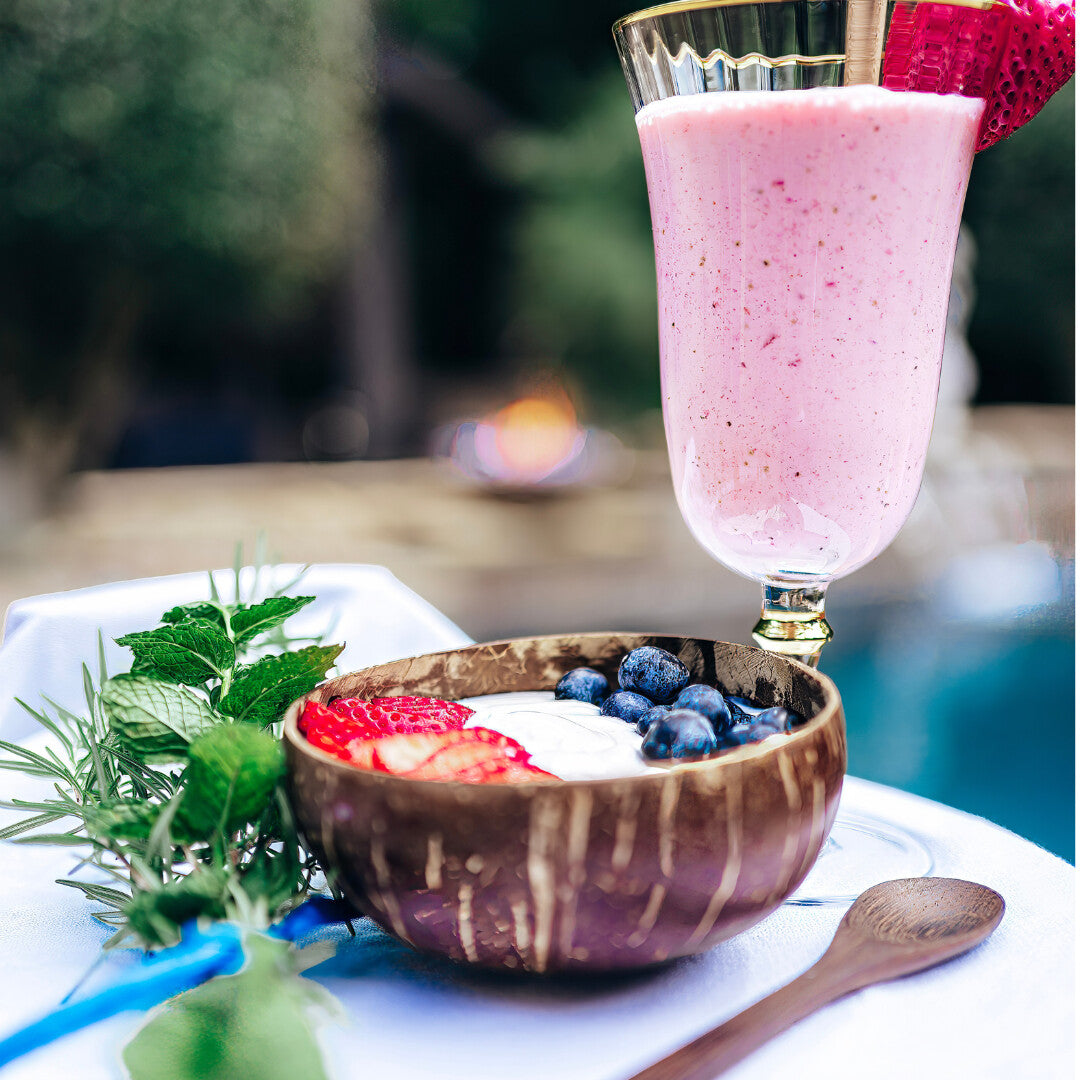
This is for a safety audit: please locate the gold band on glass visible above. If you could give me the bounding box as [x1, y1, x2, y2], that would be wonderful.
[614, 0, 1002, 32]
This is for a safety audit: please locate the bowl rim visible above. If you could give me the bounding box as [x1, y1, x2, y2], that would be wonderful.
[282, 632, 844, 790]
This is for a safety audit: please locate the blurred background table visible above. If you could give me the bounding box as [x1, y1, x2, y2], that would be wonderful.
[0, 404, 1072, 861]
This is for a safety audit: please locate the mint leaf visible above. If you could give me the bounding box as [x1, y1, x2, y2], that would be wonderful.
[124, 870, 230, 947]
[230, 595, 314, 645]
[101, 675, 219, 760]
[123, 933, 336, 1080]
[161, 601, 222, 625]
[217, 644, 342, 725]
[177, 725, 285, 838]
[117, 622, 234, 685]
[160, 596, 312, 646]
[240, 843, 303, 912]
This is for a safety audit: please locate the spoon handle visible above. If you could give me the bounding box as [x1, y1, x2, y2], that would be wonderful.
[626, 952, 857, 1080]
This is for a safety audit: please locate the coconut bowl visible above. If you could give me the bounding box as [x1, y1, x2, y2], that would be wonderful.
[283, 633, 845, 973]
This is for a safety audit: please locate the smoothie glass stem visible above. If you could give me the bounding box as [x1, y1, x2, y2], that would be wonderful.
[752, 585, 833, 669]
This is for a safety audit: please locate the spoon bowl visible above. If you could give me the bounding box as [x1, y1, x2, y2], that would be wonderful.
[833, 877, 1005, 985]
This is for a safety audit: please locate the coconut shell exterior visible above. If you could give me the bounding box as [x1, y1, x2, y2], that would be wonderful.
[284, 634, 845, 973]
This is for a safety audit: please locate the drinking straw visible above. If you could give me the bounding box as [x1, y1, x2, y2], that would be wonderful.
[844, 0, 890, 84]
[0, 897, 351, 1069]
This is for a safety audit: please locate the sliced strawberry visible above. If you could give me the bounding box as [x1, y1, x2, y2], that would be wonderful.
[304, 696, 546, 781]
[298, 700, 337, 734]
[404, 743, 506, 780]
[300, 700, 381, 745]
[300, 700, 385, 765]
[402, 729, 529, 780]
[305, 731, 354, 761]
[452, 759, 561, 784]
[329, 696, 469, 736]
[372, 731, 466, 774]
[372, 696, 474, 723]
[348, 740, 382, 771]
[328, 698, 394, 726]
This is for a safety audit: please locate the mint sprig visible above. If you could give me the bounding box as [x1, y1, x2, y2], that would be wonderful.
[0, 557, 344, 950]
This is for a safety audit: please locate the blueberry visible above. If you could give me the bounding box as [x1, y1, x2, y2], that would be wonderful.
[642, 708, 717, 761]
[636, 704, 671, 736]
[717, 721, 762, 748]
[555, 667, 610, 707]
[725, 696, 756, 724]
[718, 718, 787, 749]
[754, 706, 800, 732]
[618, 647, 690, 705]
[600, 690, 654, 725]
[671, 684, 733, 731]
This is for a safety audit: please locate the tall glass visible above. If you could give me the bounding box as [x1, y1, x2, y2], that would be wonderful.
[615, 0, 1008, 898]
[615, 0, 1007, 667]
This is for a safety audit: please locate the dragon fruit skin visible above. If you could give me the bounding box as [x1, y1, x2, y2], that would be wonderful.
[881, 0, 1075, 151]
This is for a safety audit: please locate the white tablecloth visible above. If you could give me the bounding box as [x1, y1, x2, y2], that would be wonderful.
[0, 569, 1074, 1080]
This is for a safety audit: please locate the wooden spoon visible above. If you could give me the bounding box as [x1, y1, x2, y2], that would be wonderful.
[627, 877, 1005, 1080]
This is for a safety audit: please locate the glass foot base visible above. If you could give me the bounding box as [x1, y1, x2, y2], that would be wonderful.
[784, 811, 934, 906]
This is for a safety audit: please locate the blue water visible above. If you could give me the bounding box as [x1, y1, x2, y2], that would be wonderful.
[820, 599, 1074, 863]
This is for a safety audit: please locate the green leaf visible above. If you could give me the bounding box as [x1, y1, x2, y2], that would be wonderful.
[97, 629, 110, 685]
[177, 726, 285, 838]
[15, 697, 75, 755]
[124, 870, 231, 948]
[99, 737, 179, 801]
[0, 738, 65, 777]
[230, 596, 314, 646]
[116, 622, 234, 685]
[0, 810, 69, 841]
[83, 799, 160, 842]
[162, 596, 314, 647]
[217, 645, 342, 726]
[101, 676, 219, 760]
[57, 879, 132, 909]
[122, 933, 336, 1080]
[161, 602, 223, 626]
[239, 844, 303, 913]
[11, 832, 94, 847]
[146, 788, 185, 861]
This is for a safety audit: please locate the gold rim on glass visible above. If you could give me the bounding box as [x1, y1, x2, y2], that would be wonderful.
[614, 0, 1003, 33]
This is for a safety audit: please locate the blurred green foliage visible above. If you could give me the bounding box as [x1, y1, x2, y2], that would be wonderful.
[489, 75, 657, 419]
[0, 0, 368, 455]
[966, 81, 1075, 404]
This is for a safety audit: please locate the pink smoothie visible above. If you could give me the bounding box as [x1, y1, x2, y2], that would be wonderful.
[637, 86, 983, 584]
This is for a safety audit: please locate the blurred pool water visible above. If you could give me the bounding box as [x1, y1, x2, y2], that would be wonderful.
[822, 556, 1074, 863]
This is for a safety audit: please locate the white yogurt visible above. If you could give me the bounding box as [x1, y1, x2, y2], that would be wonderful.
[457, 691, 659, 781]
